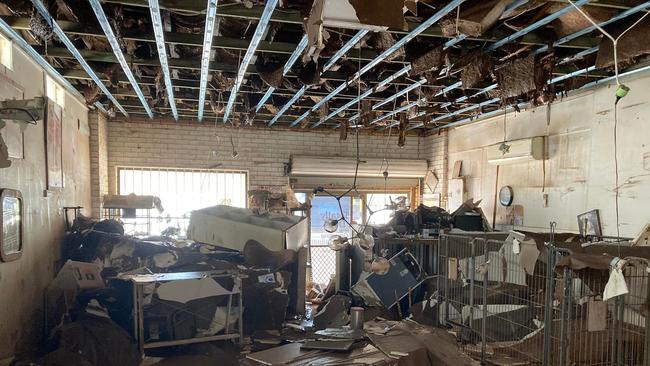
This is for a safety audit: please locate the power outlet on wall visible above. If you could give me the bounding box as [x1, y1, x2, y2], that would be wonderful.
[542, 193, 548, 208]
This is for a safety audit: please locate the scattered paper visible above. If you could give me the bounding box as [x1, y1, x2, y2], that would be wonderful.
[603, 268, 629, 301]
[157, 278, 232, 303]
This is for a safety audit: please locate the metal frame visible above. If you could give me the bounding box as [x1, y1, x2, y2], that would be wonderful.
[271, 29, 369, 127]
[437, 233, 650, 365]
[88, 0, 153, 118]
[148, 0, 179, 120]
[255, 34, 308, 113]
[223, 0, 279, 122]
[128, 271, 243, 354]
[30, 0, 127, 116]
[197, 0, 220, 121]
[293, 0, 465, 128]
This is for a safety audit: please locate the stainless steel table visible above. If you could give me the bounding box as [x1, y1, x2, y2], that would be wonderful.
[123, 270, 243, 354]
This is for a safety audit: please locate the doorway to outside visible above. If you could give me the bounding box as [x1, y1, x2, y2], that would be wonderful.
[308, 192, 408, 287]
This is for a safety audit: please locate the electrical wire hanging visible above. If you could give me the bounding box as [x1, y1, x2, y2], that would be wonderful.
[567, 1, 649, 242]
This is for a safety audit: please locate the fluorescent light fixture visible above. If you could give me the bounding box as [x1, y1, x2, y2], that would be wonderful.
[224, 0, 279, 122]
[197, 0, 219, 122]
[30, 0, 127, 116]
[270, 28, 368, 127]
[148, 0, 178, 120]
[89, 0, 152, 118]
[255, 35, 308, 112]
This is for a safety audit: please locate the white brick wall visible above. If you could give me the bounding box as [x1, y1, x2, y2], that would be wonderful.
[105, 118, 425, 195]
[89, 112, 108, 218]
[423, 130, 449, 207]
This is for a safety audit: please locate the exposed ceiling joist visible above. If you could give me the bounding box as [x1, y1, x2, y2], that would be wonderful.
[30, 0, 128, 116]
[148, 0, 179, 120]
[197, 0, 219, 121]
[89, 0, 153, 118]
[223, 0, 278, 122]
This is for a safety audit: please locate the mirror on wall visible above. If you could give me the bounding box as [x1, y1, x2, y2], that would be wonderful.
[1, 188, 23, 262]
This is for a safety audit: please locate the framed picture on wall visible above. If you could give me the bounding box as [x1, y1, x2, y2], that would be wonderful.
[45, 98, 63, 189]
[1, 189, 23, 262]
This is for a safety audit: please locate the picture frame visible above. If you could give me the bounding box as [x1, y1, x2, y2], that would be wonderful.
[1, 188, 23, 262]
[577, 209, 602, 238]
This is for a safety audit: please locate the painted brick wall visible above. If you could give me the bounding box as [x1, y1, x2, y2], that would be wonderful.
[105, 118, 425, 195]
[423, 130, 449, 208]
[89, 111, 108, 218]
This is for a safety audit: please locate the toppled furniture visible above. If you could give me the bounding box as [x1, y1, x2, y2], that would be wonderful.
[353, 248, 422, 307]
[186, 205, 308, 251]
[121, 270, 243, 354]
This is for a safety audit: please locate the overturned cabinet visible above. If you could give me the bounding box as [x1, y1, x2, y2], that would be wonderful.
[187, 205, 309, 315]
[186, 205, 309, 251]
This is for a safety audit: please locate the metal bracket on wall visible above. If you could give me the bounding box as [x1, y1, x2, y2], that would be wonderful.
[0, 97, 45, 124]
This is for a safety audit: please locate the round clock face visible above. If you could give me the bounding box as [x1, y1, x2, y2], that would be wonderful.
[499, 186, 514, 207]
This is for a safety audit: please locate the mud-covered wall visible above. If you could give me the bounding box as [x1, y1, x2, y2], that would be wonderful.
[0, 42, 92, 358]
[442, 71, 650, 238]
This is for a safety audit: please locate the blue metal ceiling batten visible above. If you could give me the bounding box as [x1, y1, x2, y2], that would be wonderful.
[89, 0, 152, 119]
[255, 35, 308, 112]
[275, 29, 369, 127]
[270, 86, 306, 126]
[223, 0, 279, 122]
[148, 0, 179, 120]
[293, 0, 465, 128]
[558, 46, 599, 65]
[406, 62, 600, 131]
[486, 0, 590, 51]
[0, 17, 107, 113]
[431, 63, 650, 132]
[30, 0, 127, 116]
[352, 0, 465, 82]
[534, 1, 650, 57]
[323, 30, 369, 72]
[371, 101, 418, 125]
[375, 79, 426, 109]
[335, 65, 412, 124]
[390, 1, 650, 130]
[197, 0, 219, 122]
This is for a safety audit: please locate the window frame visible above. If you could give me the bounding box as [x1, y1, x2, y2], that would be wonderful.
[115, 166, 249, 235]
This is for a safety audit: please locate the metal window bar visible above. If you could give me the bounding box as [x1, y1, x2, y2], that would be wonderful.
[116, 167, 248, 236]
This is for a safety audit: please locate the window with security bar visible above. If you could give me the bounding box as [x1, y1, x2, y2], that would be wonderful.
[117, 167, 247, 237]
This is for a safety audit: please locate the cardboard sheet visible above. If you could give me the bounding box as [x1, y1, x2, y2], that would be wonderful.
[157, 278, 232, 304]
[587, 300, 607, 332]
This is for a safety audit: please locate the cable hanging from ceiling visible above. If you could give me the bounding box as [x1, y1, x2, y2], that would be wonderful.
[314, 45, 396, 259]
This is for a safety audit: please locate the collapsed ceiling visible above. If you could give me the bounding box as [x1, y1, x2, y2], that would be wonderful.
[1, 0, 649, 133]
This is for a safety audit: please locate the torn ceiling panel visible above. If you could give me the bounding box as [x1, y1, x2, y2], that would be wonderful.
[549, 4, 618, 38]
[348, 0, 407, 30]
[492, 55, 536, 100]
[596, 14, 650, 69]
[410, 46, 445, 76]
[490, 53, 555, 106]
[439, 0, 511, 37]
[460, 51, 493, 89]
[3, 0, 648, 129]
